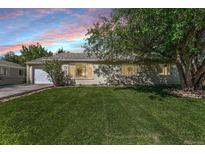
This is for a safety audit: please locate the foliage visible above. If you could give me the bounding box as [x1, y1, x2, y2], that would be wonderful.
[0, 87, 204, 144]
[2, 51, 22, 65]
[2, 43, 53, 65]
[56, 48, 69, 54]
[43, 60, 68, 86]
[85, 9, 205, 90]
[20, 43, 53, 65]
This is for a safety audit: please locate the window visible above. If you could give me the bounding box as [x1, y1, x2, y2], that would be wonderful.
[19, 69, 24, 76]
[159, 64, 171, 76]
[69, 65, 76, 79]
[121, 64, 140, 76]
[76, 64, 86, 79]
[203, 80, 205, 86]
[0, 67, 9, 76]
[69, 64, 93, 79]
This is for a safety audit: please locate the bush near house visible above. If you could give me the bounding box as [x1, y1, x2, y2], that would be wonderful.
[43, 60, 69, 86]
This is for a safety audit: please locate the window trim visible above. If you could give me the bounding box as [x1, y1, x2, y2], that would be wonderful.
[158, 64, 171, 76]
[121, 64, 140, 76]
[69, 63, 94, 80]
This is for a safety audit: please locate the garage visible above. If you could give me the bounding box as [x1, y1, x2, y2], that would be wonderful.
[34, 69, 52, 84]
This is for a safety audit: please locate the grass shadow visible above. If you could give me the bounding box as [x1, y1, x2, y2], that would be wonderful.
[113, 85, 180, 99]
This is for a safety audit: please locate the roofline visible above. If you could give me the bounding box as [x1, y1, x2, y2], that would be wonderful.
[26, 59, 175, 65]
[0, 60, 25, 69]
[26, 59, 102, 64]
[0, 64, 25, 69]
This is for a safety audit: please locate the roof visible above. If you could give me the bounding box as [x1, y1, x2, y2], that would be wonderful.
[27, 52, 99, 64]
[26, 52, 172, 65]
[0, 60, 25, 69]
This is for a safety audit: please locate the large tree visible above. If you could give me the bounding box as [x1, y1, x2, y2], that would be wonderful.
[85, 9, 205, 91]
[2, 43, 53, 65]
[2, 51, 22, 64]
[20, 43, 53, 64]
[56, 48, 69, 54]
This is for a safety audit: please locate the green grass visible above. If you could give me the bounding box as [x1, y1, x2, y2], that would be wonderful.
[0, 86, 205, 144]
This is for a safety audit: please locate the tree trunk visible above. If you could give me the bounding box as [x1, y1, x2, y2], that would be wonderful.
[194, 82, 203, 90]
[176, 55, 203, 91]
[176, 62, 187, 89]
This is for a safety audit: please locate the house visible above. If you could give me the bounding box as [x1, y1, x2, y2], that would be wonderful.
[0, 60, 26, 86]
[26, 52, 180, 85]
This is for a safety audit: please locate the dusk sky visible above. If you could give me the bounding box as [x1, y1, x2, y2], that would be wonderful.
[0, 8, 111, 55]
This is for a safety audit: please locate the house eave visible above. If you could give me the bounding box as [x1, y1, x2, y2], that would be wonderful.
[0, 64, 25, 69]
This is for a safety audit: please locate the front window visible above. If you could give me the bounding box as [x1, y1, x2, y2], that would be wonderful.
[69, 64, 93, 79]
[121, 64, 140, 76]
[76, 64, 86, 79]
[159, 64, 171, 76]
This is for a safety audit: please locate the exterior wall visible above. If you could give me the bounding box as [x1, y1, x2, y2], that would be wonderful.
[26, 64, 42, 84]
[0, 67, 26, 86]
[87, 64, 180, 85]
[27, 62, 180, 85]
[116, 64, 180, 85]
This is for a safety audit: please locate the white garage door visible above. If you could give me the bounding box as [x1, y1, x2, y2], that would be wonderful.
[34, 69, 52, 84]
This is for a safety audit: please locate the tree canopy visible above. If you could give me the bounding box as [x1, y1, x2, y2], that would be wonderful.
[56, 48, 69, 54]
[2, 43, 53, 65]
[85, 9, 205, 90]
[2, 51, 22, 64]
[20, 43, 53, 64]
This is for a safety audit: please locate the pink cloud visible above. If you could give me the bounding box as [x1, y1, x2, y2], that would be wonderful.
[71, 13, 91, 19]
[0, 40, 56, 54]
[87, 8, 97, 13]
[41, 22, 89, 41]
[0, 10, 24, 20]
[0, 9, 111, 55]
[69, 9, 104, 19]
[0, 9, 72, 20]
[34, 8, 72, 17]
[0, 8, 109, 21]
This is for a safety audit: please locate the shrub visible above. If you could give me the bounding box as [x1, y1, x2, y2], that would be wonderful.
[43, 60, 68, 86]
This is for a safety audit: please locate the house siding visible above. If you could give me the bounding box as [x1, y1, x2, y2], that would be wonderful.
[27, 62, 180, 85]
[0, 67, 25, 86]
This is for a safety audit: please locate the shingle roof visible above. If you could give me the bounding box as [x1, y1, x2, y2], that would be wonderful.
[27, 52, 99, 64]
[52, 52, 98, 60]
[27, 57, 50, 63]
[26, 52, 170, 65]
[0, 60, 25, 68]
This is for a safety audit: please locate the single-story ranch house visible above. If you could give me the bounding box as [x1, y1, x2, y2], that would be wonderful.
[26, 52, 182, 85]
[0, 60, 25, 86]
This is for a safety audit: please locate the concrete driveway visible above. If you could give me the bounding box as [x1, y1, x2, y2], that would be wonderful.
[0, 84, 52, 100]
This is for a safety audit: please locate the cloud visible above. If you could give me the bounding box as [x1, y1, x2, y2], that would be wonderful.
[41, 22, 89, 41]
[0, 40, 56, 55]
[0, 10, 24, 20]
[0, 8, 112, 55]
[33, 8, 72, 17]
[70, 13, 91, 19]
[0, 8, 72, 20]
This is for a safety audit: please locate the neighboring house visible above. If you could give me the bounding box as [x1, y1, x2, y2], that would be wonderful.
[0, 60, 26, 86]
[26, 52, 181, 85]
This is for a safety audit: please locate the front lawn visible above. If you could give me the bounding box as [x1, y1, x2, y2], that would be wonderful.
[0, 86, 204, 144]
